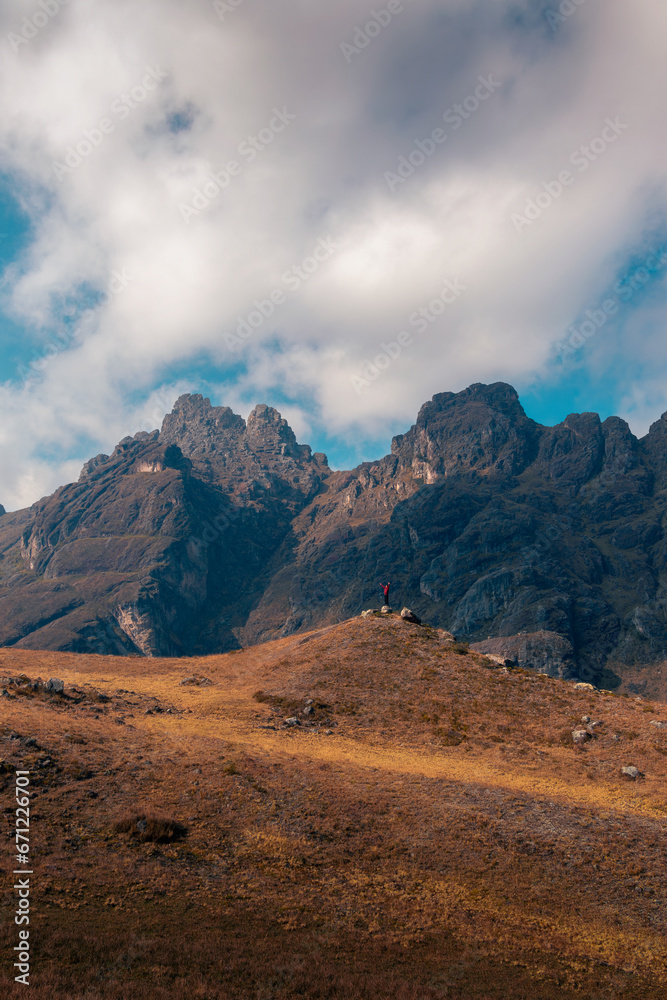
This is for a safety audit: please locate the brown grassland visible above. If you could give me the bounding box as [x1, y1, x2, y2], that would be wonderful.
[1, 612, 666, 999]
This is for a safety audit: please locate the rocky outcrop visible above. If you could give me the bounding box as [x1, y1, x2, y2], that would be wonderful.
[470, 631, 577, 680]
[3, 382, 667, 695]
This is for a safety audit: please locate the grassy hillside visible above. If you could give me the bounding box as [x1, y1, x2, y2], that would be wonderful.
[1, 612, 666, 998]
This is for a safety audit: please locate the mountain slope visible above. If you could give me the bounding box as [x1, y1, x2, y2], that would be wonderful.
[1, 613, 666, 998]
[2, 383, 667, 693]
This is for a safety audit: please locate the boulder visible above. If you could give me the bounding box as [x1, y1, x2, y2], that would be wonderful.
[482, 653, 514, 668]
[380, 606, 393, 615]
[621, 765, 642, 780]
[470, 631, 576, 680]
[45, 678, 64, 694]
[361, 610, 375, 618]
[572, 729, 591, 745]
[400, 608, 421, 624]
[574, 682, 595, 691]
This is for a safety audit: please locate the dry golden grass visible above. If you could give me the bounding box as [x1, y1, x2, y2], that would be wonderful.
[1, 613, 666, 998]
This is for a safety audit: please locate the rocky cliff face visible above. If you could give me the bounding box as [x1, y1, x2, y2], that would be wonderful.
[2, 382, 667, 692]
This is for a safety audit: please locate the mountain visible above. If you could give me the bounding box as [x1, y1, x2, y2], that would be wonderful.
[2, 382, 667, 694]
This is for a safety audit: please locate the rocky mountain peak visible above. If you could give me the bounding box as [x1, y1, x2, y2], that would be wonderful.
[390, 381, 541, 482]
[160, 394, 246, 458]
[245, 403, 300, 457]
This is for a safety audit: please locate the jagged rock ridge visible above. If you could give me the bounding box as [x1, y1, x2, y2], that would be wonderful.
[2, 383, 667, 694]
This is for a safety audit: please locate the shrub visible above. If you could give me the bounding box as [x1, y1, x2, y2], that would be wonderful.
[113, 812, 188, 843]
[450, 642, 470, 655]
[65, 762, 92, 780]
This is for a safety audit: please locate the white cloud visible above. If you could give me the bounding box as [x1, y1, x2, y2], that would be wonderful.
[1, 0, 667, 509]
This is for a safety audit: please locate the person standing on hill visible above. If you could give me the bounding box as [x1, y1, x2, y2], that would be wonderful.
[380, 582, 390, 606]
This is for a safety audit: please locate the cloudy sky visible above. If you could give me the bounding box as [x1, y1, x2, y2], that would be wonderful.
[1, 0, 666, 511]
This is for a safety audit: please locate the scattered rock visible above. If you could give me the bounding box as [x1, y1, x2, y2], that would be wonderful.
[284, 717, 300, 727]
[581, 715, 590, 723]
[361, 610, 375, 618]
[572, 729, 591, 745]
[649, 720, 666, 728]
[179, 676, 213, 686]
[380, 606, 393, 615]
[400, 608, 421, 624]
[436, 629, 456, 642]
[136, 819, 148, 833]
[303, 705, 313, 715]
[574, 682, 595, 691]
[483, 653, 514, 668]
[45, 678, 64, 694]
[621, 766, 642, 780]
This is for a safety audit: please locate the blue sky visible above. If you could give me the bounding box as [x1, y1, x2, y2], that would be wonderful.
[1, 0, 667, 508]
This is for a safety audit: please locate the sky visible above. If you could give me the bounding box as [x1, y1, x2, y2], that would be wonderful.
[1, 0, 667, 511]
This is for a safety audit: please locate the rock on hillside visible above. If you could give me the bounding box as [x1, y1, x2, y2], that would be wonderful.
[470, 631, 576, 680]
[3, 382, 667, 694]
